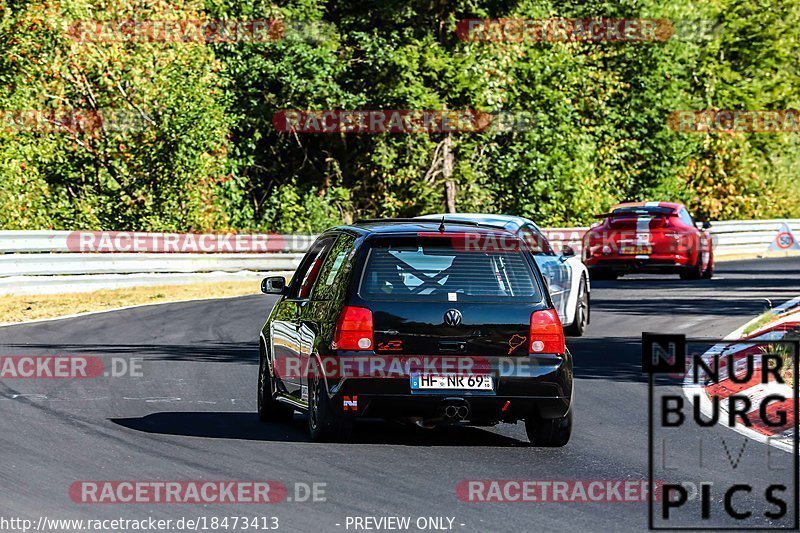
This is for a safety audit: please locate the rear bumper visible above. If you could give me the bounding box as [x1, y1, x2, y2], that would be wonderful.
[342, 394, 570, 422]
[323, 353, 573, 422]
[586, 255, 693, 274]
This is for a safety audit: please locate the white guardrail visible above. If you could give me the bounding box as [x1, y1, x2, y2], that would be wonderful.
[0, 220, 798, 296]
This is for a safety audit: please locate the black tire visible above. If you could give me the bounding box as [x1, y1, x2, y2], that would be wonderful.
[308, 374, 353, 442]
[564, 276, 589, 337]
[258, 351, 294, 423]
[525, 407, 572, 447]
[679, 254, 704, 280]
[590, 269, 617, 281]
[702, 251, 714, 279]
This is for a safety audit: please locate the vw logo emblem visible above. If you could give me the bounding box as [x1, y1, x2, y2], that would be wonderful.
[444, 309, 462, 326]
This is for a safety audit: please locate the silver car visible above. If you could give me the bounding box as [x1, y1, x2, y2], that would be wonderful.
[418, 213, 590, 336]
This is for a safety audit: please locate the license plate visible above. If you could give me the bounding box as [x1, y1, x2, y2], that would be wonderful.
[620, 244, 652, 254]
[410, 374, 494, 390]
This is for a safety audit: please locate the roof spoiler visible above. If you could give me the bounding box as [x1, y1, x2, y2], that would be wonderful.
[355, 217, 503, 231]
[594, 209, 677, 219]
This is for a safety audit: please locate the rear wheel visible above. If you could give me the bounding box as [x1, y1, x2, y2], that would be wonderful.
[679, 254, 704, 280]
[525, 407, 572, 447]
[564, 276, 589, 337]
[702, 251, 714, 279]
[308, 374, 353, 442]
[258, 352, 294, 423]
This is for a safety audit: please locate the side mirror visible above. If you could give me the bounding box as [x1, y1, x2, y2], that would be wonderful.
[261, 276, 286, 295]
[561, 245, 576, 258]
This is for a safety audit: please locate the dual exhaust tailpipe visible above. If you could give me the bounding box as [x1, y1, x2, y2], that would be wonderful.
[410, 401, 470, 428]
[443, 403, 469, 421]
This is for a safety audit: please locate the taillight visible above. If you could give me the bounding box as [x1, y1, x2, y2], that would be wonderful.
[334, 306, 374, 351]
[584, 230, 604, 258]
[529, 309, 565, 354]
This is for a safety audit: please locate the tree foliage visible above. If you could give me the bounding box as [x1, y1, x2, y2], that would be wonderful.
[1, 0, 798, 231]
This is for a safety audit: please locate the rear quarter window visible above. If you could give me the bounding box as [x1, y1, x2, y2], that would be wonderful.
[287, 236, 337, 299]
[358, 236, 543, 303]
[312, 234, 357, 301]
[677, 209, 695, 227]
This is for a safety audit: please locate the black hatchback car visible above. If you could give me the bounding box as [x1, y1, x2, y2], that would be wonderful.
[257, 219, 573, 445]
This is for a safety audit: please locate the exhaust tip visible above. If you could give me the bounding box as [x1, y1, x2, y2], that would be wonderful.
[441, 399, 470, 421]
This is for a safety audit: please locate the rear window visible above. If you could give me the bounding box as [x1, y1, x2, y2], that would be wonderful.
[358, 237, 542, 302]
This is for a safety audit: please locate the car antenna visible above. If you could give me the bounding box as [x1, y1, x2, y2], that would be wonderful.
[438, 216, 446, 232]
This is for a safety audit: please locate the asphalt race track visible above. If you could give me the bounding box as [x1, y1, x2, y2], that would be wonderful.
[2, 257, 800, 532]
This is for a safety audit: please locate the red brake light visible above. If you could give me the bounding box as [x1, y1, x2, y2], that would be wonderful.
[334, 306, 374, 351]
[529, 309, 565, 354]
[583, 231, 597, 258]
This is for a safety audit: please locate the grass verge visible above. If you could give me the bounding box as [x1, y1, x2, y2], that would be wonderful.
[742, 310, 778, 336]
[743, 306, 800, 389]
[0, 281, 261, 324]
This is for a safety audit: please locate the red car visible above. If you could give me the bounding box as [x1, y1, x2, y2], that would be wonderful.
[582, 202, 714, 280]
